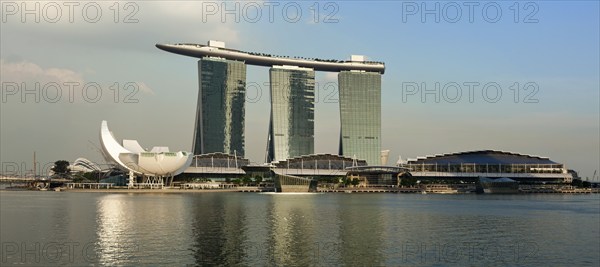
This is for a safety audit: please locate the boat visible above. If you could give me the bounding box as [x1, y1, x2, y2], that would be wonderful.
[423, 184, 459, 194]
[479, 177, 519, 194]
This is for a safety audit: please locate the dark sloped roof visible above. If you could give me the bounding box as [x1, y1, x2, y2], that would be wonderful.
[407, 150, 558, 165]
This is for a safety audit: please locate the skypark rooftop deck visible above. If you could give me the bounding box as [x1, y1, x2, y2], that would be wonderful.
[156, 43, 385, 73]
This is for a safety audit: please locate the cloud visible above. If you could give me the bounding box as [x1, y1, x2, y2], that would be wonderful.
[0, 59, 84, 85]
[135, 81, 155, 95]
[1, 1, 243, 54]
[1, 59, 155, 104]
[138, 1, 242, 45]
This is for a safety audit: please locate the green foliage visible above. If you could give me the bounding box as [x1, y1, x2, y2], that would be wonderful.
[242, 176, 252, 185]
[400, 176, 418, 187]
[350, 178, 360, 186]
[52, 160, 70, 175]
[71, 173, 85, 183]
[82, 171, 101, 182]
[572, 179, 591, 188]
[254, 175, 263, 184]
[582, 181, 592, 188]
[70, 170, 101, 183]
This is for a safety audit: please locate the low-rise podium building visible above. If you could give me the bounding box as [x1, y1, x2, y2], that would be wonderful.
[402, 150, 572, 184]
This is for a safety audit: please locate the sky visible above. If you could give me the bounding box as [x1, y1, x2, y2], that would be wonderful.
[1, 0, 599, 179]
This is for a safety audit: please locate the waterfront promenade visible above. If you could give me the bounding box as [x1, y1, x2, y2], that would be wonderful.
[8, 185, 596, 194]
[3, 175, 598, 194]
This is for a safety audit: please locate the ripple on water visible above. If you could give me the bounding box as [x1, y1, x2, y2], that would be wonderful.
[0, 192, 598, 266]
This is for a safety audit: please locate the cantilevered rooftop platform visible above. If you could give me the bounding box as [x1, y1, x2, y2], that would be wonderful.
[156, 42, 385, 73]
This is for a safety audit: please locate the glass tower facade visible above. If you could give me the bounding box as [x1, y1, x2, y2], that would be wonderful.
[338, 71, 381, 165]
[267, 66, 315, 162]
[193, 58, 246, 157]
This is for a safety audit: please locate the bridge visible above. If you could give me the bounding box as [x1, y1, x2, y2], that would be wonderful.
[0, 176, 71, 183]
[0, 176, 72, 189]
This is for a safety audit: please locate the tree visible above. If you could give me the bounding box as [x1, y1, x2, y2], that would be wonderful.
[82, 170, 101, 182]
[400, 176, 418, 187]
[343, 177, 351, 186]
[350, 178, 360, 187]
[52, 160, 70, 178]
[582, 181, 592, 188]
[572, 179, 592, 188]
[254, 175, 263, 185]
[242, 176, 252, 185]
[71, 172, 85, 183]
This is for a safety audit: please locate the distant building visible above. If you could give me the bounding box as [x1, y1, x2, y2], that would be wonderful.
[402, 150, 572, 184]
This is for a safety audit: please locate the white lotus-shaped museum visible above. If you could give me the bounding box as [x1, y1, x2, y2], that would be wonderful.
[100, 120, 192, 177]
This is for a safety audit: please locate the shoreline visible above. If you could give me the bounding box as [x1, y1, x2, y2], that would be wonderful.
[2, 187, 598, 194]
[0, 188, 246, 194]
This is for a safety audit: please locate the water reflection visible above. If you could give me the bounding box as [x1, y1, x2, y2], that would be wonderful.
[96, 194, 130, 265]
[189, 193, 247, 266]
[0, 192, 98, 266]
[337, 195, 385, 266]
[265, 194, 320, 266]
[95, 193, 195, 265]
[4, 192, 593, 266]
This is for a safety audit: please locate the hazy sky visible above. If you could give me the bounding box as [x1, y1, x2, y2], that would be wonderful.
[1, 1, 598, 178]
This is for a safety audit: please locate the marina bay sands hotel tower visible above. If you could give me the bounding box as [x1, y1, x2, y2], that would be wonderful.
[157, 41, 385, 165]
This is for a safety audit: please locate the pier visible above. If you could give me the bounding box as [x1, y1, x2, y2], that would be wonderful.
[519, 185, 597, 194]
[317, 186, 424, 193]
[66, 183, 114, 189]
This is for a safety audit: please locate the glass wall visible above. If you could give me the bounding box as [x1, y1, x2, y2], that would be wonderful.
[193, 58, 246, 156]
[268, 67, 315, 162]
[191, 153, 250, 168]
[338, 71, 381, 165]
[405, 163, 565, 174]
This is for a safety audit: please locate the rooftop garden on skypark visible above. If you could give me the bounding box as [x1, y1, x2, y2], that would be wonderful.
[175, 43, 385, 65]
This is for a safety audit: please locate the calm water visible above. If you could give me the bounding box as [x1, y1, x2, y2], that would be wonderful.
[0, 191, 598, 266]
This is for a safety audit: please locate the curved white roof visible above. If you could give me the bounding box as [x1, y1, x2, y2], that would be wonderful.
[70, 158, 102, 173]
[100, 121, 192, 176]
